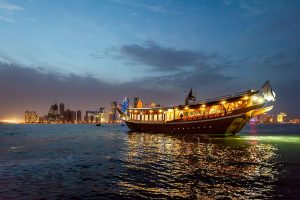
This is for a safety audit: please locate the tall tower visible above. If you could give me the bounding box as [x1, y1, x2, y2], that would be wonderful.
[25, 111, 39, 123]
[277, 112, 287, 123]
[134, 97, 140, 108]
[77, 110, 82, 122]
[59, 103, 65, 115]
[48, 103, 59, 122]
[99, 107, 105, 123]
[121, 97, 129, 114]
[109, 101, 117, 123]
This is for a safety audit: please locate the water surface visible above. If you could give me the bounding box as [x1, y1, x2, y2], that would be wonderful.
[0, 124, 299, 199]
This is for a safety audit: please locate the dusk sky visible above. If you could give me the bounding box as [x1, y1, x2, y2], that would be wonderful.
[0, 0, 300, 120]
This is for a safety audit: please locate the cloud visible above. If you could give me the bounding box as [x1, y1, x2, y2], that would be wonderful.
[103, 41, 237, 90]
[0, 62, 180, 119]
[0, 15, 14, 22]
[109, 0, 167, 14]
[144, 4, 166, 14]
[239, 0, 266, 16]
[1, 48, 300, 120]
[102, 41, 219, 72]
[224, 0, 232, 6]
[0, 0, 23, 10]
[25, 17, 37, 23]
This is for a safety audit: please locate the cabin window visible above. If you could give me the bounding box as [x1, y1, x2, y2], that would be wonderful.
[150, 114, 153, 121]
[209, 105, 222, 115]
[199, 108, 205, 116]
[145, 115, 149, 121]
[190, 111, 194, 116]
[184, 111, 189, 117]
[194, 111, 199, 116]
[175, 111, 182, 119]
[158, 114, 163, 121]
[154, 114, 157, 121]
[166, 112, 174, 121]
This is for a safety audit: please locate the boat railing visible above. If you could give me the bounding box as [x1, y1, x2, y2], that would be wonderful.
[196, 90, 257, 104]
[129, 119, 165, 123]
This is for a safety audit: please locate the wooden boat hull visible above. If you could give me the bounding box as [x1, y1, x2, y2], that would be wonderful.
[125, 113, 250, 135]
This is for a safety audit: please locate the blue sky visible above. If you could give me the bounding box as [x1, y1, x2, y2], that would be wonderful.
[0, 0, 300, 119]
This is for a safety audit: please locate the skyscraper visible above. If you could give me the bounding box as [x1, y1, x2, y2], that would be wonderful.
[64, 109, 71, 122]
[99, 107, 105, 123]
[109, 101, 117, 123]
[77, 110, 82, 122]
[277, 112, 287, 123]
[48, 103, 59, 122]
[137, 99, 143, 108]
[25, 111, 39, 123]
[134, 97, 140, 108]
[71, 111, 76, 123]
[59, 103, 65, 122]
[121, 97, 129, 114]
[59, 103, 65, 115]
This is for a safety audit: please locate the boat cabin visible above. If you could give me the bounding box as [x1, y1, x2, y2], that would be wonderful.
[127, 90, 264, 123]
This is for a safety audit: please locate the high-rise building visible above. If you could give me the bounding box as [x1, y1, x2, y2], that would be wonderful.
[64, 109, 72, 122]
[48, 103, 59, 122]
[59, 103, 65, 122]
[77, 110, 82, 122]
[98, 107, 105, 123]
[134, 97, 140, 108]
[71, 111, 76, 123]
[25, 111, 39, 123]
[277, 112, 287, 123]
[257, 113, 274, 124]
[59, 103, 65, 115]
[64, 109, 76, 123]
[121, 97, 129, 114]
[137, 99, 143, 108]
[109, 101, 117, 123]
[85, 111, 95, 123]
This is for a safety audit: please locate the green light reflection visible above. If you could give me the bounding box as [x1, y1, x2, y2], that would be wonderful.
[238, 136, 300, 144]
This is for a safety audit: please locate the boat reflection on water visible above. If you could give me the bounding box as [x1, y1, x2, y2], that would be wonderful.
[117, 132, 279, 199]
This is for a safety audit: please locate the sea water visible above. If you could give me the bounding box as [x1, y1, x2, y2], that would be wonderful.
[0, 124, 299, 199]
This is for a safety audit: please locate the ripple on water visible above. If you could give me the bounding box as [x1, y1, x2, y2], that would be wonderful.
[0, 124, 299, 199]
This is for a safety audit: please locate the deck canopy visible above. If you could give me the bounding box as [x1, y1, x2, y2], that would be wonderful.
[128, 89, 258, 112]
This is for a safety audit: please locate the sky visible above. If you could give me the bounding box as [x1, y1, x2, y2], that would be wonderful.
[0, 0, 300, 120]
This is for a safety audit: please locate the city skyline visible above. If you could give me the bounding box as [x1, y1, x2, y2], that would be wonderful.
[1, 0, 300, 120]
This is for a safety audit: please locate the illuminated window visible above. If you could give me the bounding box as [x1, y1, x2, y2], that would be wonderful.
[158, 114, 162, 121]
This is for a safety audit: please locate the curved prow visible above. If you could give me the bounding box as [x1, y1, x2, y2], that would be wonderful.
[115, 106, 127, 118]
[260, 81, 276, 101]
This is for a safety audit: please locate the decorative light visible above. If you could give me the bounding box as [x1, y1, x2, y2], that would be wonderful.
[201, 104, 206, 108]
[243, 96, 249, 100]
[184, 106, 189, 110]
[220, 101, 226, 104]
[258, 97, 265, 103]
